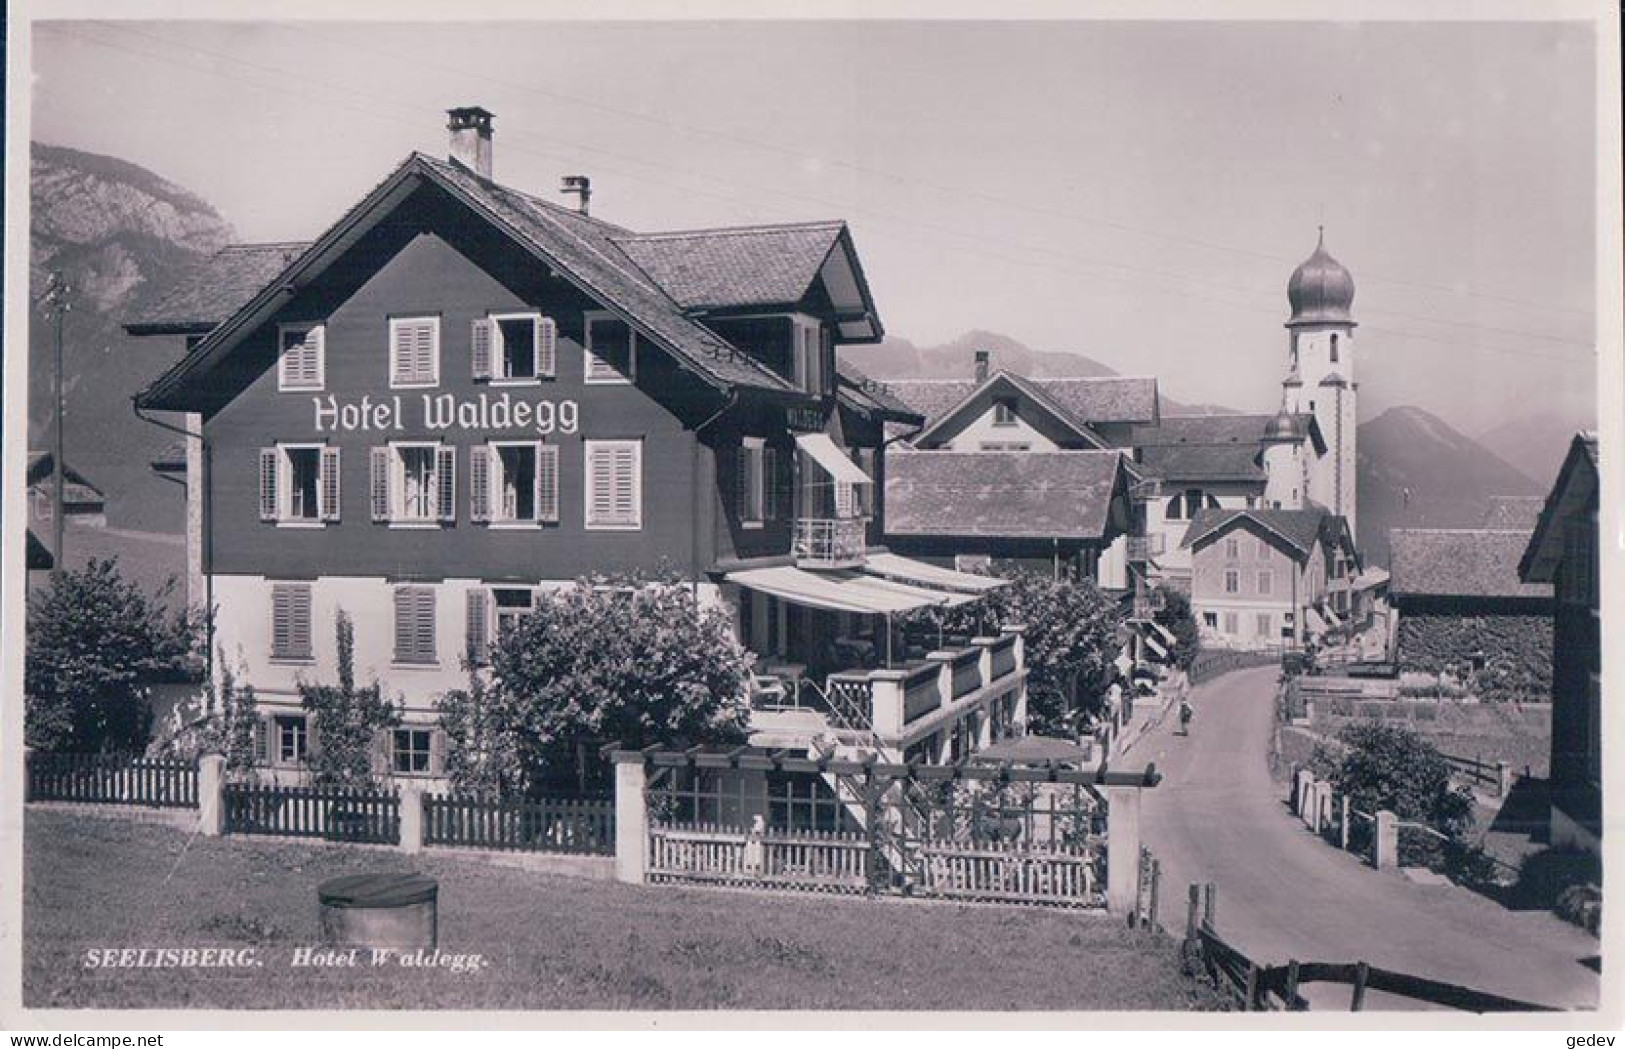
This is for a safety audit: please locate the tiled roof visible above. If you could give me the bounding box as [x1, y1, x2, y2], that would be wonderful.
[128, 242, 310, 332]
[1183, 507, 1333, 559]
[1391, 528, 1553, 600]
[1480, 496, 1545, 530]
[887, 380, 977, 427]
[890, 374, 1158, 434]
[612, 222, 844, 310]
[26, 451, 104, 505]
[1129, 412, 1318, 482]
[836, 360, 922, 422]
[151, 439, 188, 472]
[884, 449, 1125, 539]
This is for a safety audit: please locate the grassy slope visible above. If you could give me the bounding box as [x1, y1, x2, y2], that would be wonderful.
[23, 809, 1225, 1012]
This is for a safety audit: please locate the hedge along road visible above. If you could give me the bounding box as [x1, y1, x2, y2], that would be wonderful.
[1135, 664, 1599, 1011]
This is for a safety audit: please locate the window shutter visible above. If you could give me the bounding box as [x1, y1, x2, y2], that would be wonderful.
[537, 317, 557, 378]
[762, 448, 779, 520]
[259, 448, 279, 521]
[732, 448, 749, 519]
[371, 729, 393, 777]
[394, 588, 413, 662]
[471, 318, 493, 381]
[272, 586, 291, 655]
[253, 716, 271, 766]
[429, 728, 446, 777]
[466, 587, 490, 666]
[392, 322, 413, 385]
[469, 445, 491, 523]
[614, 445, 638, 524]
[588, 445, 613, 525]
[436, 446, 456, 523]
[835, 482, 855, 519]
[290, 586, 312, 659]
[370, 447, 390, 522]
[319, 447, 341, 522]
[537, 444, 560, 523]
[416, 589, 437, 663]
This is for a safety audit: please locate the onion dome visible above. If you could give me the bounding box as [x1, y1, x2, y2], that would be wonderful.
[1264, 408, 1302, 442]
[1286, 227, 1355, 327]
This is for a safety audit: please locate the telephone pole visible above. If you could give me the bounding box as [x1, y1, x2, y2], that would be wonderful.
[44, 272, 71, 583]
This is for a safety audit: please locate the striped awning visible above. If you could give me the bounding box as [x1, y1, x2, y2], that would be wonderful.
[726, 564, 966, 615]
[862, 552, 1007, 594]
[795, 433, 871, 486]
[1144, 633, 1169, 659]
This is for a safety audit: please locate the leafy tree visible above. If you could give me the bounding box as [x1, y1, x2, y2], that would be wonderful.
[906, 567, 1124, 737]
[25, 559, 201, 752]
[440, 572, 752, 796]
[1319, 721, 1475, 866]
[300, 610, 402, 787]
[1153, 584, 1200, 670]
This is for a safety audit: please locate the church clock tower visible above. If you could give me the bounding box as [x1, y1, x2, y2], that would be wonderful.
[1282, 228, 1358, 542]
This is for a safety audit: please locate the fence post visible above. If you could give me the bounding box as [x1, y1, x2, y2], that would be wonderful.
[1243, 962, 1258, 1011]
[1286, 959, 1301, 1009]
[1350, 961, 1370, 1012]
[1148, 858, 1162, 931]
[399, 784, 424, 855]
[1496, 761, 1511, 798]
[198, 753, 225, 837]
[1185, 884, 1201, 941]
[1339, 794, 1350, 851]
[1374, 809, 1398, 870]
[613, 758, 648, 885]
[1105, 784, 1143, 917]
[1202, 882, 1216, 930]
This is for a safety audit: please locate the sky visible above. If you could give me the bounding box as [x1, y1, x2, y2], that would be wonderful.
[28, 16, 1602, 436]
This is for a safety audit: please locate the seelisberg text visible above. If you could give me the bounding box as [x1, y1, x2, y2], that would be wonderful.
[313, 393, 580, 436]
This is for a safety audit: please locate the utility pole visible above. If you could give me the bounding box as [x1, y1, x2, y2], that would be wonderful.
[44, 272, 71, 583]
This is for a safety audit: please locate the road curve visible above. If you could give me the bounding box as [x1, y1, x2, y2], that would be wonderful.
[1136, 665, 1599, 1012]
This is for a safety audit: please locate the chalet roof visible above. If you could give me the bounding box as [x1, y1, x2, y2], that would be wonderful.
[1521, 432, 1600, 584]
[884, 449, 1126, 540]
[25, 451, 104, 507]
[892, 371, 1159, 451]
[1480, 495, 1545, 530]
[127, 242, 311, 333]
[1034, 376, 1160, 428]
[1130, 412, 1322, 483]
[612, 221, 845, 310]
[136, 153, 889, 410]
[1391, 528, 1553, 600]
[1182, 507, 1338, 561]
[887, 380, 978, 427]
[836, 360, 923, 424]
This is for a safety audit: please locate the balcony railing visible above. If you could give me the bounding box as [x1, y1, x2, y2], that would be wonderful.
[1126, 534, 1166, 562]
[793, 517, 867, 569]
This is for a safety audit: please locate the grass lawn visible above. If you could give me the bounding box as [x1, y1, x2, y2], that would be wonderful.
[24, 809, 1226, 1012]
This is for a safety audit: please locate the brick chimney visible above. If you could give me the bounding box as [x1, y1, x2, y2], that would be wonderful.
[974, 349, 990, 383]
[447, 106, 495, 180]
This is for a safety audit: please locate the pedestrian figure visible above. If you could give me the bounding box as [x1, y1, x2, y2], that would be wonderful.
[1178, 698, 1194, 737]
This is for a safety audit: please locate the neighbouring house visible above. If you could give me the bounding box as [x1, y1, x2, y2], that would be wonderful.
[1519, 433, 1600, 853]
[1182, 507, 1359, 650]
[125, 106, 1028, 788]
[1388, 526, 1553, 702]
[26, 451, 106, 529]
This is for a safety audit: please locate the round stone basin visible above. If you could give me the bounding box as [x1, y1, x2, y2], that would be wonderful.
[318, 872, 438, 949]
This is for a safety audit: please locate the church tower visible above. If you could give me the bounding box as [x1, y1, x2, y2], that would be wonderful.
[1282, 228, 1358, 542]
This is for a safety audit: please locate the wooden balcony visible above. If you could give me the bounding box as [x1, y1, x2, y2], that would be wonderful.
[1126, 534, 1166, 563]
[792, 517, 868, 569]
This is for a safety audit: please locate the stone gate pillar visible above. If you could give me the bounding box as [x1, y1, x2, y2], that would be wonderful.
[614, 757, 648, 885]
[1105, 784, 1143, 916]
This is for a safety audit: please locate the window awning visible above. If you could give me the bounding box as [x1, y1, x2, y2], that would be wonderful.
[1149, 621, 1178, 645]
[727, 565, 954, 615]
[795, 433, 871, 486]
[1143, 633, 1169, 659]
[1304, 608, 1329, 636]
[862, 551, 1008, 594]
[835, 569, 980, 608]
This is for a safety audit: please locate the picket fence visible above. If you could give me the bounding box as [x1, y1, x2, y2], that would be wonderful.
[223, 782, 401, 845]
[26, 752, 198, 809]
[424, 794, 614, 855]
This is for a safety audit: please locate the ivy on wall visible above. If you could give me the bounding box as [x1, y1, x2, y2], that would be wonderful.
[1396, 612, 1552, 703]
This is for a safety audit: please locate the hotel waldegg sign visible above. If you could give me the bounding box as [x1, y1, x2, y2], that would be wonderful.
[311, 393, 582, 435]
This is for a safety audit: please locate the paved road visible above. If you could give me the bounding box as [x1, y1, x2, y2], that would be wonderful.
[1135, 665, 1599, 1012]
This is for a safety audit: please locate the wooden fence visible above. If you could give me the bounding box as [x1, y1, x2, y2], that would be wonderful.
[647, 822, 870, 894]
[1189, 648, 1282, 686]
[424, 794, 614, 855]
[26, 752, 198, 808]
[915, 840, 1097, 907]
[1184, 884, 1557, 1012]
[223, 782, 400, 845]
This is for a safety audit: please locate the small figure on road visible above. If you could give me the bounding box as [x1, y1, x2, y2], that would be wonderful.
[1178, 698, 1194, 736]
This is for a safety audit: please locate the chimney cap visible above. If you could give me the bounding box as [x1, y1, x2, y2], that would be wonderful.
[974, 349, 990, 361]
[447, 106, 495, 131]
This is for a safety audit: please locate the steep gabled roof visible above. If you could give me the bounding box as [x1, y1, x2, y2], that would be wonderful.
[127, 242, 311, 334]
[884, 449, 1129, 540]
[889, 373, 1160, 441]
[1182, 507, 1335, 561]
[1520, 432, 1600, 583]
[887, 380, 977, 427]
[135, 153, 822, 411]
[836, 360, 924, 425]
[1481, 495, 1546, 530]
[26, 452, 104, 506]
[1392, 529, 1552, 600]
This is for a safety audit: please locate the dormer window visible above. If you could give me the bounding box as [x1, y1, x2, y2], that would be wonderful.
[993, 399, 1018, 427]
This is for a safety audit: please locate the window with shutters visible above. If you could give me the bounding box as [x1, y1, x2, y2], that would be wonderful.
[270, 583, 314, 662]
[480, 441, 558, 526]
[584, 311, 635, 384]
[389, 316, 440, 388]
[275, 715, 309, 765]
[791, 316, 826, 395]
[482, 312, 555, 384]
[277, 323, 325, 391]
[392, 728, 434, 774]
[737, 438, 765, 528]
[382, 443, 454, 525]
[261, 444, 339, 526]
[393, 586, 438, 665]
[585, 439, 642, 530]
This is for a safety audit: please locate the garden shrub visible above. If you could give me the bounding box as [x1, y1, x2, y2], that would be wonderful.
[1556, 884, 1602, 937]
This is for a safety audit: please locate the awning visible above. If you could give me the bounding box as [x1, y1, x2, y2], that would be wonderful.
[1304, 608, 1329, 635]
[1143, 633, 1169, 659]
[862, 552, 1007, 594]
[795, 433, 871, 486]
[727, 565, 958, 615]
[836, 569, 979, 608]
[1324, 606, 1343, 627]
[1150, 621, 1178, 645]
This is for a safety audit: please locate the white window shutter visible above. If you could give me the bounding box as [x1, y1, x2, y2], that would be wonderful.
[537, 317, 557, 378]
[537, 444, 560, 523]
[588, 445, 612, 525]
[319, 447, 341, 522]
[614, 445, 639, 525]
[436, 446, 457, 523]
[732, 448, 749, 519]
[416, 589, 437, 662]
[465, 587, 490, 666]
[469, 445, 491, 523]
[370, 447, 390, 522]
[471, 318, 493, 381]
[393, 588, 412, 661]
[259, 448, 279, 521]
[392, 323, 412, 385]
[304, 326, 326, 389]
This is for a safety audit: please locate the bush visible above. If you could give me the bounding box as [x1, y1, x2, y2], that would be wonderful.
[1152, 585, 1200, 671]
[1513, 847, 1602, 921]
[26, 559, 202, 753]
[300, 610, 402, 787]
[439, 572, 752, 796]
[1556, 884, 1602, 937]
[1323, 721, 1475, 866]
